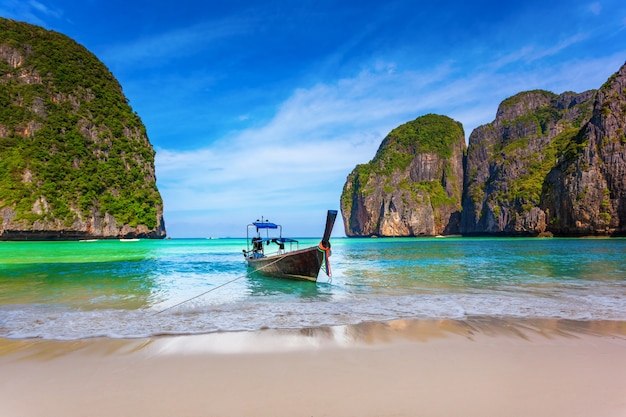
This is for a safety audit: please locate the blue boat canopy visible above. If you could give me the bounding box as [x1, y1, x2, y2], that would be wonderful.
[255, 237, 298, 243]
[254, 221, 278, 229]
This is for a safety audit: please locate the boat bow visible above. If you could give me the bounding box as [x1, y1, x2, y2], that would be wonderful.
[318, 210, 337, 277]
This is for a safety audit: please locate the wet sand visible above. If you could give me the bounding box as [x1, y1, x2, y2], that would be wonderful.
[2, 318, 626, 417]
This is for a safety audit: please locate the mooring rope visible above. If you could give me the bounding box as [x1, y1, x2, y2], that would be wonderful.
[317, 242, 331, 277]
[151, 254, 288, 316]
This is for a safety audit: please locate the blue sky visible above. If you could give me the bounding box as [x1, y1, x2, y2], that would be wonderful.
[2, 0, 626, 237]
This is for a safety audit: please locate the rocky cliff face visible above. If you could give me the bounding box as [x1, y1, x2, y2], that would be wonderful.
[461, 89, 595, 235]
[461, 62, 626, 236]
[0, 18, 166, 240]
[541, 63, 626, 235]
[341, 114, 465, 236]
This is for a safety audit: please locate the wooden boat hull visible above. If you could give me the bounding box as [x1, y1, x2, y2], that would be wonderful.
[247, 246, 324, 282]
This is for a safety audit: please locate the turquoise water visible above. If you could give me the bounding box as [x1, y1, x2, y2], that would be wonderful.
[1, 237, 625, 340]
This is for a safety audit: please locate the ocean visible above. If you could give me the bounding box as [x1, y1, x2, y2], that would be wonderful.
[1, 237, 625, 340]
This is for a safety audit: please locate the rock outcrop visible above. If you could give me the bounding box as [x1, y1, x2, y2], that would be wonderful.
[461, 89, 595, 235]
[0, 18, 166, 240]
[541, 63, 626, 235]
[341, 114, 465, 236]
[342, 61, 626, 237]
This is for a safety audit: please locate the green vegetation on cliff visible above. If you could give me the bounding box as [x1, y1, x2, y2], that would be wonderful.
[342, 114, 463, 211]
[0, 18, 163, 234]
[341, 114, 465, 236]
[486, 95, 593, 215]
[372, 114, 464, 174]
[462, 87, 602, 235]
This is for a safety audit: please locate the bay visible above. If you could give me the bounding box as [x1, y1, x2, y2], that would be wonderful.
[0, 237, 625, 340]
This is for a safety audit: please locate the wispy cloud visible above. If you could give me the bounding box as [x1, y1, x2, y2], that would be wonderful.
[0, 0, 62, 26]
[100, 18, 254, 67]
[589, 2, 602, 15]
[28, 0, 61, 17]
[491, 33, 590, 70]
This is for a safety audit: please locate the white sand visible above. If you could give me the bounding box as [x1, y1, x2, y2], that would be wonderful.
[1, 318, 626, 417]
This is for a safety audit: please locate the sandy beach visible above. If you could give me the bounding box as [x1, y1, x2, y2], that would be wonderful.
[2, 318, 626, 417]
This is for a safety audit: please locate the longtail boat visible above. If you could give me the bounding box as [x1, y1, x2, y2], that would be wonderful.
[242, 210, 338, 282]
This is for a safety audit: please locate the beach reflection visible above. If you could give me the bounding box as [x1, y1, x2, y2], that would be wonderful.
[141, 317, 626, 356]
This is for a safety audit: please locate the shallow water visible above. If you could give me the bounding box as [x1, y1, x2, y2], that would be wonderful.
[0, 237, 625, 340]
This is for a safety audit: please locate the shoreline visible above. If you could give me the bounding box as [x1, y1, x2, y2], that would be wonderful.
[3, 316, 626, 352]
[2, 317, 626, 417]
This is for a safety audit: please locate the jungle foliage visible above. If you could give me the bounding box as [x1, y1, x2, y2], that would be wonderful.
[481, 93, 594, 215]
[0, 18, 162, 230]
[341, 114, 463, 213]
[372, 114, 464, 174]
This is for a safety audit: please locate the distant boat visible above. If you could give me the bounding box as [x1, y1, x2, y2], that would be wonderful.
[242, 210, 338, 282]
[119, 238, 140, 242]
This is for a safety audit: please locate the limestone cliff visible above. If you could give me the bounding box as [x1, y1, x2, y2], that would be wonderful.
[341, 114, 465, 237]
[461, 89, 595, 235]
[462, 62, 626, 236]
[541, 63, 626, 235]
[0, 18, 166, 240]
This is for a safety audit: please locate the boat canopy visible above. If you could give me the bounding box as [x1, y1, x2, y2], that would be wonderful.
[255, 237, 298, 243]
[253, 221, 278, 229]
